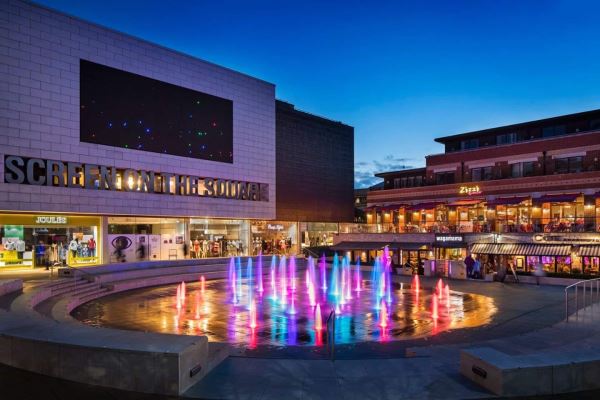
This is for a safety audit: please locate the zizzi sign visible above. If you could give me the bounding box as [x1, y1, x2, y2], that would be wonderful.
[35, 216, 67, 224]
[4, 155, 268, 201]
[459, 185, 482, 196]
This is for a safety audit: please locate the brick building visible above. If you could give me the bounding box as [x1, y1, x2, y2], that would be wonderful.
[335, 109, 600, 279]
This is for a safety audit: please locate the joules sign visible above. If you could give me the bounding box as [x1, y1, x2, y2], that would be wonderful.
[3, 155, 268, 201]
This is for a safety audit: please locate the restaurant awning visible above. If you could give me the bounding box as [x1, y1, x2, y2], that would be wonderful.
[330, 242, 429, 251]
[379, 204, 408, 211]
[406, 201, 445, 211]
[330, 242, 391, 251]
[447, 199, 484, 207]
[535, 193, 580, 203]
[485, 196, 530, 207]
[579, 245, 600, 257]
[471, 243, 572, 256]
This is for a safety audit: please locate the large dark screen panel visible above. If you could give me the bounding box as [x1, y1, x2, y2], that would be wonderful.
[80, 60, 233, 163]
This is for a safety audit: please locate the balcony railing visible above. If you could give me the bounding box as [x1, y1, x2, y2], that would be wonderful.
[339, 218, 600, 235]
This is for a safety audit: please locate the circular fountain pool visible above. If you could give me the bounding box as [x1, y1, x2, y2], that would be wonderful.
[74, 258, 497, 348]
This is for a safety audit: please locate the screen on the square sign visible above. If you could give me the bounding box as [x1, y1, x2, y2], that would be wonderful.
[80, 59, 233, 163]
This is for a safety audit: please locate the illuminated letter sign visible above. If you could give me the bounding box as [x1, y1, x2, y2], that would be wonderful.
[459, 185, 482, 196]
[3, 155, 269, 202]
[35, 216, 68, 224]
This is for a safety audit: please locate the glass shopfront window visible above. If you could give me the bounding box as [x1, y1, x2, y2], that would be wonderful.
[583, 257, 600, 275]
[189, 219, 249, 258]
[495, 200, 532, 232]
[108, 217, 187, 262]
[541, 199, 585, 232]
[0, 214, 101, 268]
[251, 221, 298, 256]
[300, 222, 338, 248]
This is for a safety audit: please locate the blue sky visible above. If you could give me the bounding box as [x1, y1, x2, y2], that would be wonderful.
[37, 0, 600, 187]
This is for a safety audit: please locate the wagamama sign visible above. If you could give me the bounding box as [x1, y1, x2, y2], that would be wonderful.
[4, 155, 268, 201]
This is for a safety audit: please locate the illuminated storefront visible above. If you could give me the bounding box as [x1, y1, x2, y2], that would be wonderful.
[0, 213, 101, 268]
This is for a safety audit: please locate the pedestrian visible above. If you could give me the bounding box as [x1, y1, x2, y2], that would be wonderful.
[533, 262, 545, 286]
[464, 254, 475, 278]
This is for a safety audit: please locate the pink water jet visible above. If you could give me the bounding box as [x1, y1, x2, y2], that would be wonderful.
[315, 303, 323, 330]
[379, 300, 388, 328]
[308, 282, 316, 307]
[432, 292, 439, 319]
[181, 281, 186, 299]
[257, 253, 264, 294]
[195, 291, 201, 319]
[412, 274, 420, 292]
[289, 257, 296, 292]
[437, 279, 443, 300]
[200, 276, 205, 294]
[249, 299, 257, 329]
[445, 284, 450, 309]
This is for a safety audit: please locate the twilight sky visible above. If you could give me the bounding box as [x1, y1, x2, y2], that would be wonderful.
[37, 0, 600, 188]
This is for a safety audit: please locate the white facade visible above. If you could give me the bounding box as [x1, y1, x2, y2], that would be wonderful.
[0, 0, 276, 220]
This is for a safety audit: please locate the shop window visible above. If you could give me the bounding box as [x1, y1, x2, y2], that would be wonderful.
[1, 214, 101, 268]
[190, 219, 249, 258]
[108, 217, 188, 262]
[251, 221, 297, 256]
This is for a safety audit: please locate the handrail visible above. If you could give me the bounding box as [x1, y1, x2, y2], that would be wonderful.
[565, 277, 600, 322]
[326, 309, 336, 361]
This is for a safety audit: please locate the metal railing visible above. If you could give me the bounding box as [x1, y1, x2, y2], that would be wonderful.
[565, 277, 600, 321]
[326, 309, 336, 361]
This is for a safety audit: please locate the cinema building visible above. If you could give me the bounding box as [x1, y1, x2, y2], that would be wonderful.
[335, 109, 600, 279]
[0, 0, 354, 269]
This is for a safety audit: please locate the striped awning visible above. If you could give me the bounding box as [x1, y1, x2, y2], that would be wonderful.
[471, 243, 572, 256]
[580, 245, 600, 257]
[406, 201, 445, 211]
[535, 193, 580, 203]
[485, 196, 530, 206]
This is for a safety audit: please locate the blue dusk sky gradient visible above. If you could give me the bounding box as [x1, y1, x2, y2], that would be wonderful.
[35, 0, 600, 188]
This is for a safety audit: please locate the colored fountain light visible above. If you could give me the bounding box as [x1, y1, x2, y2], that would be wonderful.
[289, 256, 296, 292]
[249, 299, 257, 329]
[355, 258, 362, 292]
[319, 254, 327, 291]
[437, 278, 443, 300]
[432, 291, 439, 319]
[314, 303, 323, 330]
[379, 300, 388, 328]
[257, 253, 264, 294]
[78, 256, 498, 348]
[412, 274, 420, 292]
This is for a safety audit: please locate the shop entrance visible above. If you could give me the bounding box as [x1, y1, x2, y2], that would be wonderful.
[0, 214, 101, 268]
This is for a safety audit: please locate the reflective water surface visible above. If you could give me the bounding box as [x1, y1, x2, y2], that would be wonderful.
[74, 277, 497, 348]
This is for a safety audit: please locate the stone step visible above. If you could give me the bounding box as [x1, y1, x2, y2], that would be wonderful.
[50, 281, 98, 297]
[76, 287, 112, 304]
[43, 278, 87, 291]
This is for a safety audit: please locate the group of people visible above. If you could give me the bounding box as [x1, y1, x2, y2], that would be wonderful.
[464, 254, 483, 279]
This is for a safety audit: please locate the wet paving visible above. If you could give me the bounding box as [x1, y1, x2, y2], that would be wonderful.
[74, 278, 497, 349]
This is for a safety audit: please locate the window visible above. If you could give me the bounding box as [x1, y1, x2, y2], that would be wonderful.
[460, 138, 479, 150]
[435, 171, 455, 185]
[591, 119, 600, 131]
[511, 161, 536, 178]
[542, 125, 566, 138]
[555, 156, 583, 174]
[497, 132, 517, 145]
[471, 166, 493, 182]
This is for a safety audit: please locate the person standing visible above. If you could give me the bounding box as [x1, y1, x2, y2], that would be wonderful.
[87, 237, 96, 257]
[464, 254, 475, 278]
[68, 238, 79, 263]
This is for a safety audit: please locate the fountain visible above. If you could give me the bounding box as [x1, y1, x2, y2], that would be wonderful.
[331, 254, 340, 296]
[314, 303, 322, 330]
[379, 300, 388, 328]
[280, 256, 287, 305]
[437, 278, 443, 300]
[412, 274, 420, 292]
[289, 256, 296, 292]
[354, 258, 362, 292]
[319, 254, 327, 291]
[257, 253, 264, 294]
[432, 291, 439, 319]
[200, 275, 206, 294]
[236, 257, 243, 303]
[249, 299, 257, 329]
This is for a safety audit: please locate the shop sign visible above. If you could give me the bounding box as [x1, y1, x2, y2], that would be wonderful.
[35, 216, 68, 224]
[458, 185, 482, 196]
[534, 234, 600, 243]
[435, 234, 464, 243]
[267, 224, 284, 231]
[3, 155, 269, 202]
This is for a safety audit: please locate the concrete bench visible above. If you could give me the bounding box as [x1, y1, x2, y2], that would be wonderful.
[0, 279, 22, 297]
[0, 311, 209, 395]
[460, 346, 600, 396]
